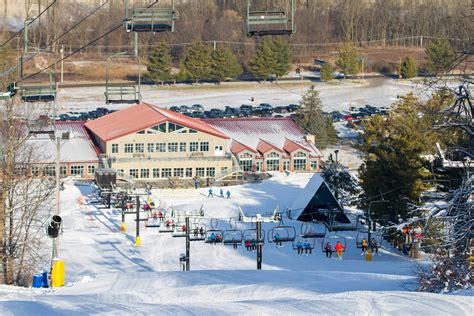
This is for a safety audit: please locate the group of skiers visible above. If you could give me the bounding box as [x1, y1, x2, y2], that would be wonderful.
[245, 240, 258, 251]
[294, 240, 313, 255]
[324, 241, 345, 259]
[207, 232, 223, 244]
[207, 188, 231, 199]
[360, 238, 379, 254]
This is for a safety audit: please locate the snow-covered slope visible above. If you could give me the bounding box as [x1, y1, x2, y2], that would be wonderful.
[0, 173, 472, 315]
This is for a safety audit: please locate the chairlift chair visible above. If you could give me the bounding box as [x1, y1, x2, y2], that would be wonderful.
[321, 235, 347, 253]
[301, 221, 327, 238]
[189, 224, 207, 241]
[243, 228, 265, 245]
[172, 225, 187, 237]
[356, 231, 383, 249]
[223, 230, 243, 246]
[292, 238, 315, 251]
[246, 0, 296, 37]
[268, 225, 296, 243]
[124, 0, 177, 33]
[20, 71, 57, 103]
[158, 218, 176, 233]
[105, 52, 141, 105]
[204, 229, 224, 244]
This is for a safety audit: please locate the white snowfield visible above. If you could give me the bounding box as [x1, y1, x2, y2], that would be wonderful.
[0, 173, 472, 315]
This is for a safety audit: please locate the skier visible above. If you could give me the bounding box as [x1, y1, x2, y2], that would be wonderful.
[158, 211, 164, 222]
[296, 240, 304, 255]
[245, 240, 252, 251]
[193, 227, 199, 238]
[208, 232, 216, 244]
[216, 234, 223, 243]
[194, 178, 200, 189]
[274, 232, 282, 247]
[165, 220, 171, 228]
[199, 227, 205, 237]
[181, 225, 187, 232]
[220, 188, 224, 198]
[304, 240, 312, 255]
[233, 240, 238, 250]
[226, 190, 231, 199]
[361, 238, 368, 252]
[324, 242, 332, 258]
[335, 241, 345, 259]
[208, 188, 214, 198]
[371, 238, 379, 254]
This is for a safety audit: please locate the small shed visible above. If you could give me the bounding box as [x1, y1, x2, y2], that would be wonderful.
[289, 174, 350, 223]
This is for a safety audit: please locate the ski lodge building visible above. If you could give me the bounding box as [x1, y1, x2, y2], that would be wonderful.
[83, 102, 323, 182]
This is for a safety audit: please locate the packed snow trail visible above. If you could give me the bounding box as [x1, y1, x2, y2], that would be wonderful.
[0, 173, 472, 315]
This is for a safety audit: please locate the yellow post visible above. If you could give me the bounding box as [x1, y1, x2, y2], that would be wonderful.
[135, 236, 141, 247]
[120, 222, 126, 232]
[365, 250, 373, 262]
[51, 259, 65, 287]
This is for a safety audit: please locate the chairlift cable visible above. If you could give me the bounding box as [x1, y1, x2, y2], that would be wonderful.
[0, 0, 57, 50]
[14, 1, 160, 85]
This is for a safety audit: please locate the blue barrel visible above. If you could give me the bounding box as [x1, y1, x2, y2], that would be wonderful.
[32, 273, 42, 288]
[41, 271, 49, 288]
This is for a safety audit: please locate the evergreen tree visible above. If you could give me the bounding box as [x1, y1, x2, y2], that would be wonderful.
[400, 57, 418, 79]
[358, 95, 438, 224]
[335, 42, 361, 79]
[211, 46, 243, 84]
[425, 35, 455, 74]
[272, 38, 291, 80]
[146, 43, 172, 84]
[181, 41, 213, 83]
[295, 86, 338, 149]
[248, 37, 277, 81]
[321, 159, 360, 200]
[320, 62, 335, 81]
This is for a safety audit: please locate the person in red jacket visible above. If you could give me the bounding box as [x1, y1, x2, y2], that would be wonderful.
[335, 241, 345, 259]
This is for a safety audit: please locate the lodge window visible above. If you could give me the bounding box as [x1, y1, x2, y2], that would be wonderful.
[180, 142, 186, 152]
[151, 123, 167, 133]
[169, 123, 185, 133]
[311, 160, 318, 170]
[125, 144, 134, 153]
[185, 168, 193, 177]
[117, 169, 124, 176]
[45, 165, 55, 176]
[168, 142, 178, 152]
[148, 143, 154, 153]
[283, 161, 290, 171]
[190, 142, 199, 152]
[206, 167, 215, 177]
[196, 167, 205, 177]
[140, 169, 149, 178]
[293, 158, 307, 171]
[31, 166, 40, 177]
[240, 160, 253, 172]
[71, 165, 84, 176]
[137, 130, 145, 134]
[240, 152, 253, 159]
[189, 129, 197, 133]
[112, 144, 118, 153]
[200, 142, 209, 152]
[88, 165, 95, 175]
[174, 168, 184, 177]
[153, 168, 160, 178]
[60, 166, 67, 177]
[266, 158, 280, 171]
[161, 168, 172, 178]
[135, 143, 144, 153]
[130, 169, 139, 178]
[156, 143, 166, 152]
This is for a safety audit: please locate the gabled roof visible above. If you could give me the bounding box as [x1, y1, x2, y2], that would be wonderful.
[231, 139, 257, 154]
[257, 138, 284, 154]
[203, 118, 322, 157]
[283, 137, 311, 153]
[85, 102, 229, 142]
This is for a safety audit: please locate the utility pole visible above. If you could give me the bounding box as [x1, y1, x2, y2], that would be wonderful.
[60, 45, 64, 83]
[135, 195, 140, 247]
[367, 200, 390, 246]
[256, 221, 262, 270]
[185, 216, 190, 271]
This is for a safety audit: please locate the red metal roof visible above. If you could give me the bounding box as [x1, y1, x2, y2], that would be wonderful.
[283, 138, 311, 153]
[257, 139, 284, 154]
[85, 102, 229, 142]
[204, 117, 322, 157]
[230, 139, 257, 154]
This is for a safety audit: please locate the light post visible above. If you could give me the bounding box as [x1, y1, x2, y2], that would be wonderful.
[334, 150, 339, 164]
[367, 200, 390, 245]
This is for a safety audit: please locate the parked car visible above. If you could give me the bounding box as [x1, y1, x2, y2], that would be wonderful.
[257, 103, 273, 111]
[343, 114, 354, 121]
[169, 106, 180, 112]
[59, 114, 71, 121]
[273, 106, 288, 114]
[274, 114, 283, 118]
[191, 104, 204, 112]
[240, 104, 254, 112]
[286, 104, 299, 112]
[96, 107, 109, 115]
[179, 105, 192, 113]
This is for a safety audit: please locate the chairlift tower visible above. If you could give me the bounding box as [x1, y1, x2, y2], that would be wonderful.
[239, 207, 280, 270]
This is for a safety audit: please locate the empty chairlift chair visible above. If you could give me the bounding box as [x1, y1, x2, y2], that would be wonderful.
[104, 52, 142, 105]
[124, 0, 176, 33]
[246, 0, 296, 37]
[223, 230, 243, 246]
[301, 222, 327, 238]
[21, 72, 57, 103]
[268, 225, 296, 244]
